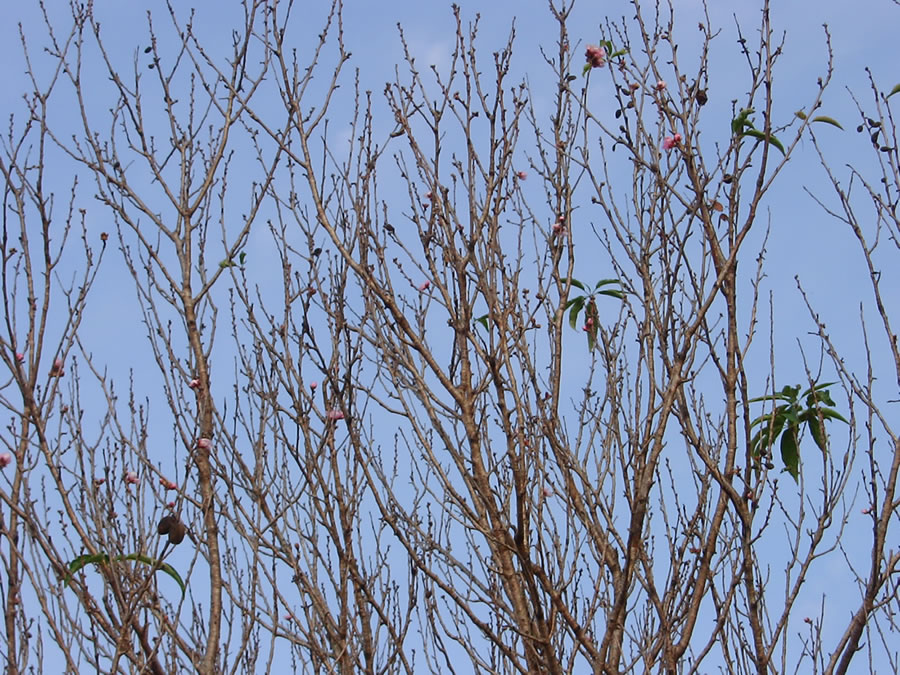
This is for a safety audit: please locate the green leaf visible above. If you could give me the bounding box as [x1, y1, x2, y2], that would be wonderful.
[780, 429, 800, 482]
[474, 314, 489, 331]
[585, 298, 599, 350]
[239, 251, 247, 265]
[806, 416, 827, 453]
[732, 108, 755, 135]
[118, 553, 186, 595]
[65, 551, 186, 595]
[742, 128, 786, 155]
[567, 296, 585, 331]
[569, 278, 587, 292]
[794, 110, 808, 120]
[888, 83, 900, 99]
[67, 553, 110, 580]
[811, 116, 844, 130]
[750, 410, 786, 459]
[610, 49, 629, 59]
[819, 408, 849, 424]
[219, 259, 235, 269]
[582, 63, 592, 77]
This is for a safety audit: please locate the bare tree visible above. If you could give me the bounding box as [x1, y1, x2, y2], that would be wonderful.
[1, 0, 897, 673]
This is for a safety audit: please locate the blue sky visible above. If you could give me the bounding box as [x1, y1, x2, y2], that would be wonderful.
[2, 0, 898, 670]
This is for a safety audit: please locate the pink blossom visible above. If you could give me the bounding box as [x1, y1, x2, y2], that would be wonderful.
[196, 437, 211, 450]
[188, 378, 201, 389]
[310, 381, 318, 390]
[418, 280, 431, 292]
[861, 507, 872, 515]
[49, 358, 64, 377]
[326, 409, 345, 421]
[585, 45, 607, 69]
[15, 353, 24, 363]
[125, 471, 139, 485]
[0, 453, 12, 469]
[655, 80, 667, 91]
[662, 133, 682, 151]
[516, 171, 527, 180]
[542, 485, 553, 498]
[424, 191, 433, 201]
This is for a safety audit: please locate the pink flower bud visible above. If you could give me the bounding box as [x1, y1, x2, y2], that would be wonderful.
[326, 409, 345, 421]
[188, 378, 201, 389]
[655, 80, 667, 91]
[584, 45, 607, 69]
[160, 477, 177, 490]
[125, 471, 139, 485]
[424, 191, 433, 201]
[0, 453, 12, 469]
[516, 171, 527, 180]
[418, 280, 431, 292]
[93, 477, 106, 487]
[49, 358, 64, 377]
[310, 381, 318, 390]
[542, 485, 553, 498]
[196, 438, 211, 450]
[15, 353, 24, 363]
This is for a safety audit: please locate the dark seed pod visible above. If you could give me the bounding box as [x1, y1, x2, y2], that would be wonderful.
[167, 520, 186, 545]
[157, 515, 175, 535]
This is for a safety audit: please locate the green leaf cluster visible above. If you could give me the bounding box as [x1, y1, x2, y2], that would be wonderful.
[731, 108, 785, 155]
[749, 382, 848, 482]
[65, 552, 186, 595]
[564, 278, 624, 350]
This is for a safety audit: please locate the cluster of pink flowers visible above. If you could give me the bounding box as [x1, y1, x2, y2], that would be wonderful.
[552, 215, 568, 236]
[662, 133, 682, 151]
[585, 45, 607, 68]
